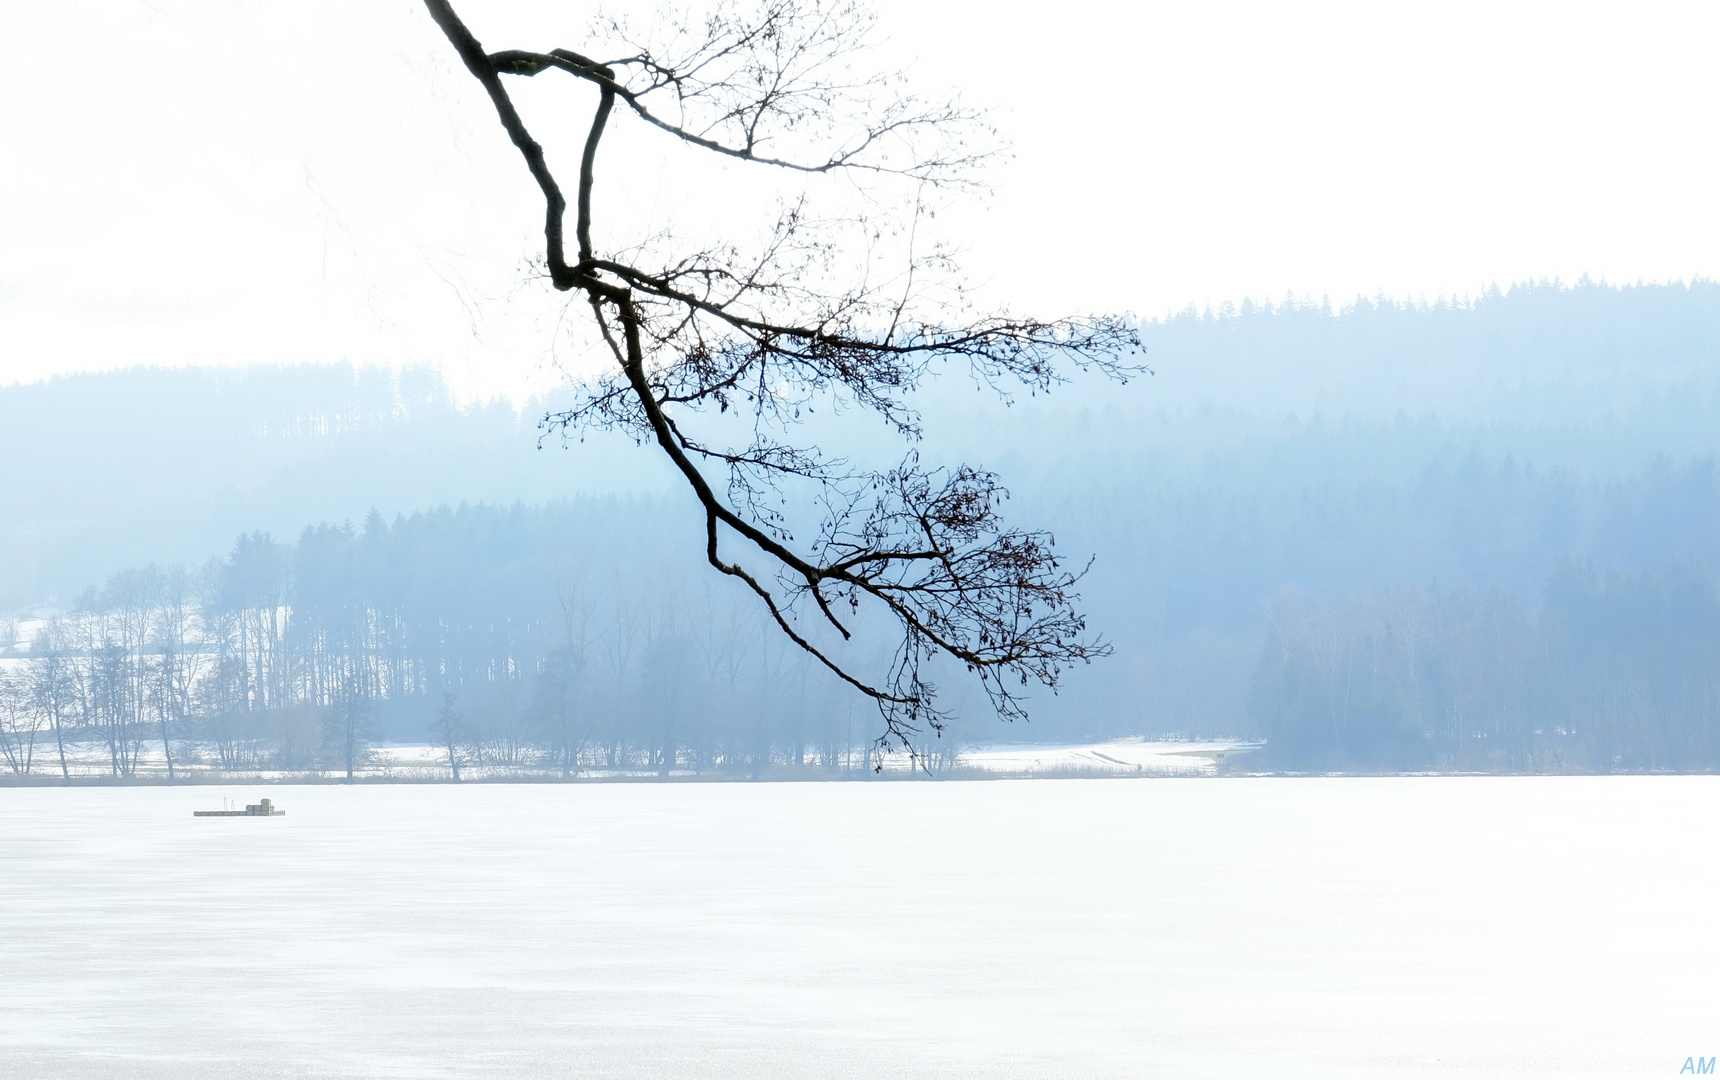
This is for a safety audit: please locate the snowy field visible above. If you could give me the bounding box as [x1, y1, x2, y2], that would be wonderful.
[0, 778, 1713, 1079]
[955, 737, 1256, 775]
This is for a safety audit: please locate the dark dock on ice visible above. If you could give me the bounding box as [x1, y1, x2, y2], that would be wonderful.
[194, 798, 284, 817]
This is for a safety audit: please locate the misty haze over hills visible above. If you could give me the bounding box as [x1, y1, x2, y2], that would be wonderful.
[4, 280, 1719, 769]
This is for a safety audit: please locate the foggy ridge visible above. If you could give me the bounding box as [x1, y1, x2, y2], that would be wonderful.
[4, 280, 1719, 772]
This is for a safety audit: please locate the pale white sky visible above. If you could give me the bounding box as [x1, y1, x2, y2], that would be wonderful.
[4, 0, 1718, 400]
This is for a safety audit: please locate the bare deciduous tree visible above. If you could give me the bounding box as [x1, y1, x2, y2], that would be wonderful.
[421, 0, 1140, 750]
[429, 691, 467, 781]
[0, 666, 41, 776]
[322, 673, 377, 781]
[28, 624, 76, 780]
[149, 565, 205, 782]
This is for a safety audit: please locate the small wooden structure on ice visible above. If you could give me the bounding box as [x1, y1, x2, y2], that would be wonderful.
[194, 798, 284, 818]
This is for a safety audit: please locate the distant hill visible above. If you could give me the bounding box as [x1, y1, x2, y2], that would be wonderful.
[0, 363, 677, 604]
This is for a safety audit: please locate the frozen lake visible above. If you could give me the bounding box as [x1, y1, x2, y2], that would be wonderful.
[1, 778, 1713, 1078]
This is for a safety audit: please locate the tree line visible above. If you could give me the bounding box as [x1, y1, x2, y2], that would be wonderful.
[1249, 562, 1720, 772]
[0, 502, 940, 781]
[5, 483, 1720, 777]
[7, 460, 1720, 776]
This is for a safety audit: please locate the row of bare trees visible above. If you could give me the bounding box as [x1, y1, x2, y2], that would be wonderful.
[0, 503, 969, 781]
[0, 565, 203, 779]
[1249, 562, 1720, 772]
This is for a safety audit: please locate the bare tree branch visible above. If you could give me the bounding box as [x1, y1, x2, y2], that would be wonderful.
[421, 0, 1143, 754]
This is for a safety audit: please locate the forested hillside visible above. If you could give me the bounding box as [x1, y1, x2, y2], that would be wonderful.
[3, 281, 1718, 773]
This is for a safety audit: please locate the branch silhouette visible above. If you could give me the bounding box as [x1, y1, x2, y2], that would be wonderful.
[421, 0, 1142, 755]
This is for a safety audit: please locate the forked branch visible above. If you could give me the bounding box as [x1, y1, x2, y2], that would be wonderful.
[421, 0, 1140, 752]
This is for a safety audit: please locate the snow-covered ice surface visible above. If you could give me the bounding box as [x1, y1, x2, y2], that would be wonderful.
[0, 778, 1713, 1078]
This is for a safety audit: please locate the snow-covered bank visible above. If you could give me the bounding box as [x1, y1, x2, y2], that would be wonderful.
[0, 738, 1263, 782]
[955, 737, 1259, 776]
